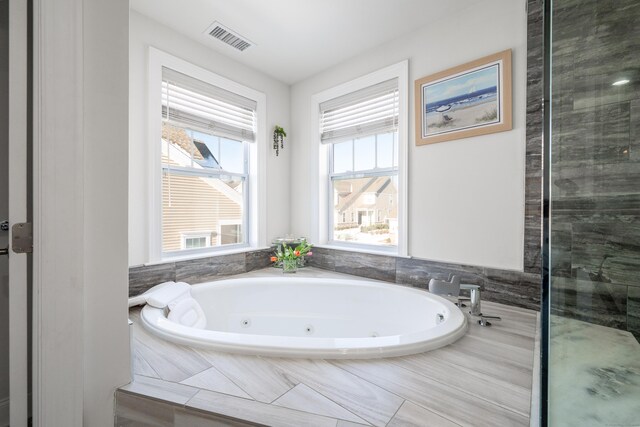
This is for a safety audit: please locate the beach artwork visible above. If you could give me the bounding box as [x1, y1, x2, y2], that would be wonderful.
[423, 65, 499, 136]
[414, 49, 512, 145]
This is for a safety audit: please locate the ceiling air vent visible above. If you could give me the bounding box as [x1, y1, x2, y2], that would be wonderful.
[206, 22, 253, 52]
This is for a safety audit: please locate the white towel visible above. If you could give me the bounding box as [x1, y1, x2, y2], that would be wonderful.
[146, 281, 191, 308]
[128, 281, 176, 307]
[167, 297, 207, 329]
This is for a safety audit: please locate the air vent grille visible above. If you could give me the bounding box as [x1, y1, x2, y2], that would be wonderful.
[207, 23, 252, 51]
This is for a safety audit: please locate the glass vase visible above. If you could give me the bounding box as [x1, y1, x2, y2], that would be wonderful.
[282, 259, 298, 274]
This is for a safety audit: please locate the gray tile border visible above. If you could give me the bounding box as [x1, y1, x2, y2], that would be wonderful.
[129, 262, 176, 297]
[175, 253, 247, 283]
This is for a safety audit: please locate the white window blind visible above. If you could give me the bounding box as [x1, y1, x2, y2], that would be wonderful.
[320, 78, 399, 144]
[162, 67, 257, 142]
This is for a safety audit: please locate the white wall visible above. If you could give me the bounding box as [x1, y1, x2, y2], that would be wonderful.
[129, 11, 291, 266]
[83, 0, 131, 424]
[0, 0, 8, 423]
[290, 0, 527, 271]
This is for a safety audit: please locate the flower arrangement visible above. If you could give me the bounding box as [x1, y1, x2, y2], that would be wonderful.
[270, 239, 313, 273]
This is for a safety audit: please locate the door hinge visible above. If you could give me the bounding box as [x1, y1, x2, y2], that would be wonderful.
[12, 222, 33, 254]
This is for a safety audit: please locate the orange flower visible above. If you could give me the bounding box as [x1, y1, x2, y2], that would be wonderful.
[270, 256, 277, 262]
[294, 250, 300, 256]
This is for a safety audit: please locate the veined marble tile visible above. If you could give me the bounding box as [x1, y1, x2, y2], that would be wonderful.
[627, 286, 640, 342]
[268, 357, 403, 427]
[332, 250, 396, 282]
[180, 366, 252, 400]
[115, 391, 178, 427]
[245, 248, 274, 272]
[195, 351, 297, 403]
[550, 277, 628, 330]
[186, 389, 338, 427]
[273, 383, 369, 424]
[395, 257, 484, 289]
[386, 401, 459, 427]
[549, 315, 640, 427]
[120, 375, 199, 405]
[175, 253, 246, 284]
[129, 262, 176, 297]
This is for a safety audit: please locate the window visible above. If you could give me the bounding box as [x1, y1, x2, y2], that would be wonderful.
[321, 78, 400, 248]
[311, 61, 407, 255]
[149, 48, 267, 260]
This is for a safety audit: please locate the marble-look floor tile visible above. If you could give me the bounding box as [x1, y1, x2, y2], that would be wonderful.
[267, 358, 403, 427]
[196, 351, 298, 403]
[386, 401, 460, 427]
[549, 315, 640, 427]
[186, 389, 338, 427]
[180, 366, 252, 400]
[120, 375, 199, 405]
[273, 383, 370, 425]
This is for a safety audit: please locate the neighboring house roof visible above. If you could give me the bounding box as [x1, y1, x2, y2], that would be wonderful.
[161, 126, 242, 205]
[336, 176, 392, 213]
[162, 123, 204, 160]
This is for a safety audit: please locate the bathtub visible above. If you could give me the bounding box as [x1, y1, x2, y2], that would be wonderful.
[140, 276, 468, 359]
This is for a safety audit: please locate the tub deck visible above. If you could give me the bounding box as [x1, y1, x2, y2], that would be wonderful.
[117, 268, 538, 427]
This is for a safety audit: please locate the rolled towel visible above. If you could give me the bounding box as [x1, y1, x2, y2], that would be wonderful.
[128, 281, 176, 307]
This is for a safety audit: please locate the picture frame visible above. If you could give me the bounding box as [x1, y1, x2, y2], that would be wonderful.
[414, 49, 512, 145]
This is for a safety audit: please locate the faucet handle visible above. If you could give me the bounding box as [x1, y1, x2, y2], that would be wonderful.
[478, 315, 501, 327]
[0, 220, 8, 232]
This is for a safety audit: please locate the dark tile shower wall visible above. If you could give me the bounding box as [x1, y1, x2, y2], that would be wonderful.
[129, 1, 546, 312]
[549, 0, 640, 340]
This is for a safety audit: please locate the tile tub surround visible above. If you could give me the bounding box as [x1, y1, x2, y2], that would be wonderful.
[122, 271, 538, 427]
[548, 315, 640, 427]
[307, 247, 541, 311]
[128, 248, 274, 297]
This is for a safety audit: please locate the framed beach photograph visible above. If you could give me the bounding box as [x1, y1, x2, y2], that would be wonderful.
[414, 49, 512, 145]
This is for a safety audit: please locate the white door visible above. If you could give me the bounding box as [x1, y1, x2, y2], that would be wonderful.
[7, 0, 29, 425]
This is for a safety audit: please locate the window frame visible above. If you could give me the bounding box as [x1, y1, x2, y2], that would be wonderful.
[310, 61, 409, 256]
[148, 48, 267, 262]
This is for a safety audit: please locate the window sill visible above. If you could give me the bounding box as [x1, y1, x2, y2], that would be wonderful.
[144, 245, 272, 266]
[316, 243, 410, 258]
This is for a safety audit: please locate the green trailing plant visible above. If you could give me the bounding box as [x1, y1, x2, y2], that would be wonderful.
[273, 125, 287, 156]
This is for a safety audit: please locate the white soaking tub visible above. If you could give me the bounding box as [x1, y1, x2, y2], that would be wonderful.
[140, 276, 468, 359]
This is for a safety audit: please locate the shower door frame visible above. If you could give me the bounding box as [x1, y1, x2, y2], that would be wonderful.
[540, 0, 551, 426]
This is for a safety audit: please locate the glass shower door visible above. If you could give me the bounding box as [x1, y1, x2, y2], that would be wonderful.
[547, 0, 640, 425]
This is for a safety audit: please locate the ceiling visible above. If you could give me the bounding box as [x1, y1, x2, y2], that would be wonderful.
[130, 0, 483, 85]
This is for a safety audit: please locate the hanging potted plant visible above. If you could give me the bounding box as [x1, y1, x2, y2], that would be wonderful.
[273, 125, 286, 156]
